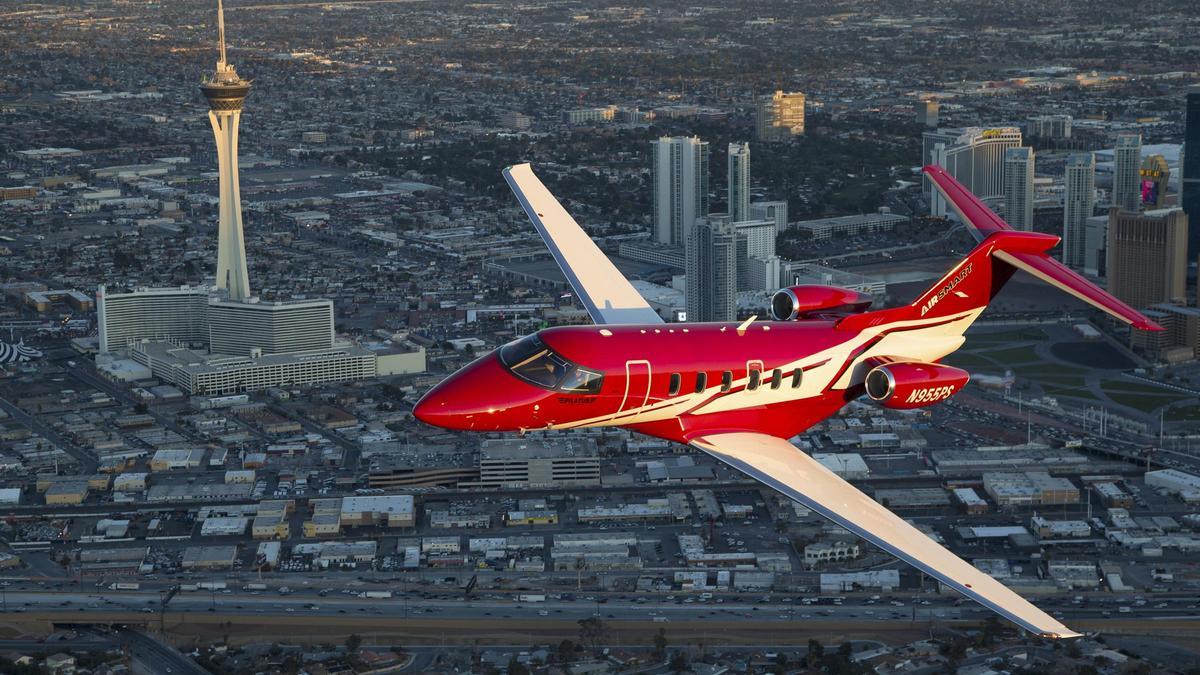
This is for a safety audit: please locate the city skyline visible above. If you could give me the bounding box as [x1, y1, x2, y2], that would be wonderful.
[3, 1, 1200, 671]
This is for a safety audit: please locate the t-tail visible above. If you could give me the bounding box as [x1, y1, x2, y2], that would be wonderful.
[844, 166, 1162, 333]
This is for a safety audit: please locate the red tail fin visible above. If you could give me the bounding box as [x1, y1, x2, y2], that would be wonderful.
[841, 168, 1163, 332]
[923, 165, 1161, 331]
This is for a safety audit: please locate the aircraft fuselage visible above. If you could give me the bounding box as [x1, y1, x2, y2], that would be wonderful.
[413, 316, 950, 444]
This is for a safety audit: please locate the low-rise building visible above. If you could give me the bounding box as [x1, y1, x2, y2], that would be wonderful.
[253, 500, 294, 540]
[1047, 561, 1100, 589]
[340, 495, 415, 528]
[1146, 469, 1200, 500]
[146, 483, 254, 502]
[1093, 482, 1133, 508]
[1030, 516, 1092, 539]
[791, 212, 908, 240]
[200, 516, 250, 537]
[182, 545, 238, 570]
[953, 487, 989, 514]
[224, 469, 256, 484]
[421, 536, 461, 554]
[505, 510, 558, 526]
[820, 570, 899, 592]
[875, 487, 950, 509]
[984, 471, 1079, 506]
[149, 448, 204, 471]
[45, 481, 89, 505]
[578, 501, 673, 523]
[814, 453, 870, 479]
[804, 539, 861, 567]
[293, 540, 377, 565]
[429, 511, 491, 529]
[304, 498, 344, 537]
[112, 472, 148, 492]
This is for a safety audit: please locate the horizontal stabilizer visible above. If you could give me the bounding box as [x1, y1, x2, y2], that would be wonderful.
[995, 248, 1161, 331]
[923, 165, 1162, 332]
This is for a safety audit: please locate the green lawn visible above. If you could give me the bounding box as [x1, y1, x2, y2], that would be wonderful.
[1165, 404, 1200, 422]
[944, 352, 1001, 372]
[1098, 379, 1192, 413]
[1017, 362, 1094, 379]
[1103, 380, 1189, 397]
[1041, 381, 1099, 396]
[979, 345, 1042, 365]
[967, 328, 1048, 345]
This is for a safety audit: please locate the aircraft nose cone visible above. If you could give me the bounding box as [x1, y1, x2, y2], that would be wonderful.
[411, 392, 441, 427]
[413, 354, 523, 430]
[412, 378, 465, 429]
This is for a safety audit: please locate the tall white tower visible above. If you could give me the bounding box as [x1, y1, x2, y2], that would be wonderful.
[201, 0, 252, 301]
[1002, 147, 1035, 231]
[1112, 133, 1142, 213]
[727, 142, 751, 223]
[652, 136, 709, 246]
[1062, 152, 1096, 270]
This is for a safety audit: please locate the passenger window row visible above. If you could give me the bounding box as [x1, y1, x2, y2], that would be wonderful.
[666, 367, 802, 395]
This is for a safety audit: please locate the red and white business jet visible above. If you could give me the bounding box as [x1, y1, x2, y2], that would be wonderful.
[414, 163, 1161, 639]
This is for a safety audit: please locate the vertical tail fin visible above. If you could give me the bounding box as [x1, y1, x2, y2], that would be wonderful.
[841, 167, 1163, 332]
[923, 165, 1161, 331]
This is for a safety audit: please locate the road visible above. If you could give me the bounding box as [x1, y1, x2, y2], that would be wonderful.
[0, 395, 98, 472]
[270, 402, 363, 471]
[114, 627, 210, 675]
[3, 588, 1199, 627]
[69, 364, 199, 445]
[0, 628, 206, 675]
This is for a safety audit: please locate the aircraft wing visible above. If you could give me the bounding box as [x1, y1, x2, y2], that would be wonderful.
[689, 431, 1080, 639]
[504, 163, 663, 325]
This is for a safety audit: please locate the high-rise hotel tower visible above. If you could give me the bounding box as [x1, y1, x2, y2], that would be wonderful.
[200, 0, 252, 300]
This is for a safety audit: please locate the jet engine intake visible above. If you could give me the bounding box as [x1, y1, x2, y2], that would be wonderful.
[864, 361, 969, 409]
[770, 286, 873, 321]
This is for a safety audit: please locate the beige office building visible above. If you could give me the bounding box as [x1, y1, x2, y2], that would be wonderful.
[756, 91, 805, 142]
[1106, 208, 1188, 311]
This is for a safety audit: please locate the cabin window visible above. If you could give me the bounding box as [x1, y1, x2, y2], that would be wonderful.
[559, 367, 605, 394]
[668, 373, 681, 396]
[770, 369, 782, 390]
[791, 369, 803, 389]
[721, 371, 733, 392]
[748, 367, 761, 391]
[500, 333, 603, 394]
[695, 372, 708, 393]
[509, 349, 569, 388]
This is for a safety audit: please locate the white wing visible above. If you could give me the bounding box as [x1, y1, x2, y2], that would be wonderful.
[503, 163, 663, 325]
[689, 431, 1080, 639]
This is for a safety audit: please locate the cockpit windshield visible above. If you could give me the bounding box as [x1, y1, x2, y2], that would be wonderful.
[499, 334, 604, 394]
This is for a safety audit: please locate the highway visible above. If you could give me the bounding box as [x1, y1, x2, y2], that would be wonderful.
[3, 588, 1199, 626]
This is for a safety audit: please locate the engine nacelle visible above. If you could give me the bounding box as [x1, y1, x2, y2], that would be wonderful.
[770, 285, 873, 321]
[864, 361, 969, 409]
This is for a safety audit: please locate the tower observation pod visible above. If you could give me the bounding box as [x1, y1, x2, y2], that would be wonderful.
[200, 0, 251, 301]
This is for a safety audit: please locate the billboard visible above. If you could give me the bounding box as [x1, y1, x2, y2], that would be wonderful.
[1141, 179, 1159, 205]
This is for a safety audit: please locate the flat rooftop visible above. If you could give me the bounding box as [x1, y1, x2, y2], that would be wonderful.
[133, 341, 373, 375]
[480, 437, 599, 461]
